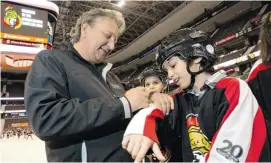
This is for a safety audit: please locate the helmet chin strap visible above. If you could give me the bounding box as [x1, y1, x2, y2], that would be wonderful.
[184, 73, 195, 92]
[183, 60, 210, 92]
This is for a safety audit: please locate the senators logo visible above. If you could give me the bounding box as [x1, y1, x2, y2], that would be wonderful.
[144, 147, 171, 163]
[186, 114, 211, 162]
[3, 5, 22, 30]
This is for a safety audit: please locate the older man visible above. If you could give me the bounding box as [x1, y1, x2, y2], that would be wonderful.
[25, 8, 173, 162]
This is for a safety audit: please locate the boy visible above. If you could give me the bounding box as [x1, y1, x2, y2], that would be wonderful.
[122, 28, 270, 162]
[139, 68, 167, 94]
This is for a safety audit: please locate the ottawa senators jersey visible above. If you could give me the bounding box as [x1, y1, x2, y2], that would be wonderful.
[124, 71, 271, 162]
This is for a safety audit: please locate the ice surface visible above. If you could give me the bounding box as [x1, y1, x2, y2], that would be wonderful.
[0, 136, 47, 162]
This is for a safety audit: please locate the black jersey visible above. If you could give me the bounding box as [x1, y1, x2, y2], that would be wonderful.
[124, 71, 271, 162]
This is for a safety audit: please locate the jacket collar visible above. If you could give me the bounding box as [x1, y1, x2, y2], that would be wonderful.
[204, 70, 227, 89]
[66, 42, 113, 75]
[187, 70, 227, 97]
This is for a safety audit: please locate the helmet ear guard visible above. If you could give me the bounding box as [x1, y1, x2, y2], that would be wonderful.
[206, 44, 215, 54]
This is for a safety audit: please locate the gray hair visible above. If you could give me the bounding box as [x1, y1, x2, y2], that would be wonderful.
[70, 8, 126, 44]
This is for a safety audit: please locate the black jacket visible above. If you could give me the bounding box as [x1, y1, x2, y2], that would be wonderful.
[248, 59, 271, 156]
[124, 71, 271, 162]
[24, 43, 133, 162]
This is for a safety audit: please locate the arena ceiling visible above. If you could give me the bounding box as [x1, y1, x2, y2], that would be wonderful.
[52, 1, 185, 52]
[110, 1, 262, 72]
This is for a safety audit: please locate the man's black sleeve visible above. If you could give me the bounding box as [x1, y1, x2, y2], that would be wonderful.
[25, 50, 130, 141]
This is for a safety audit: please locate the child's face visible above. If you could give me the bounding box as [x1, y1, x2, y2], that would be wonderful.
[144, 76, 165, 93]
[163, 56, 193, 90]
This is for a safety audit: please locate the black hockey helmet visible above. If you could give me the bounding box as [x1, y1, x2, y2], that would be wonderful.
[156, 28, 217, 90]
[156, 28, 217, 72]
[139, 68, 167, 86]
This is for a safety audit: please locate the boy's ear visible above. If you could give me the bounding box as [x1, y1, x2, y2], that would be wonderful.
[193, 57, 202, 64]
[189, 57, 203, 72]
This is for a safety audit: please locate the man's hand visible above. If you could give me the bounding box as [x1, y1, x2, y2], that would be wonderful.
[125, 87, 150, 112]
[149, 93, 174, 115]
[122, 135, 166, 162]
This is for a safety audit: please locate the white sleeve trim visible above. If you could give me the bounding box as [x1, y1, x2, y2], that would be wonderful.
[124, 105, 156, 137]
[102, 63, 113, 82]
[119, 97, 131, 119]
[81, 141, 87, 162]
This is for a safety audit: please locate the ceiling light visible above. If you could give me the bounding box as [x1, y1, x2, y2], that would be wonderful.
[117, 0, 125, 7]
